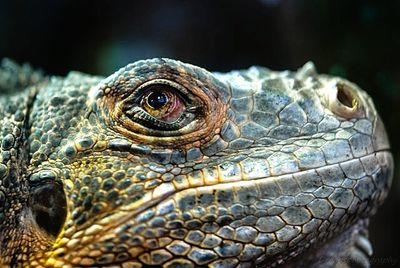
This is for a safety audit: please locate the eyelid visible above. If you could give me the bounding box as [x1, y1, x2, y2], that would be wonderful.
[130, 79, 192, 104]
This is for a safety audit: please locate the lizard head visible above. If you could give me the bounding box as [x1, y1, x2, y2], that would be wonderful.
[0, 59, 393, 267]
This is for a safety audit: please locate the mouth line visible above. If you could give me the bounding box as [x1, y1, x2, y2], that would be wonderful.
[132, 150, 391, 216]
[78, 150, 389, 241]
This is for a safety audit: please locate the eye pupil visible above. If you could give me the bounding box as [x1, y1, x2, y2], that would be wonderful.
[147, 91, 169, 109]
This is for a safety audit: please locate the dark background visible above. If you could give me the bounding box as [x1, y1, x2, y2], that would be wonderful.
[1, 0, 399, 265]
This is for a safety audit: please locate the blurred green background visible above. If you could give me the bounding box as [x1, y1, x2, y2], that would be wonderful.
[1, 0, 399, 265]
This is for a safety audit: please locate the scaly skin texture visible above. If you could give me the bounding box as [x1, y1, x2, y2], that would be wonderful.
[0, 58, 393, 267]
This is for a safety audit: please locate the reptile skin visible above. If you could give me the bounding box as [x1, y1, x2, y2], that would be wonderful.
[0, 58, 393, 267]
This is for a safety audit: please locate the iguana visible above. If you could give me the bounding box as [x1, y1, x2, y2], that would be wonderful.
[0, 58, 393, 267]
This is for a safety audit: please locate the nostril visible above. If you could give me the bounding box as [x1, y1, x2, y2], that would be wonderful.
[337, 82, 358, 109]
[328, 81, 363, 119]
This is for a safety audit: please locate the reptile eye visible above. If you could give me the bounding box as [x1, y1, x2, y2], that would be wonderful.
[122, 81, 199, 131]
[140, 85, 185, 123]
[329, 81, 363, 119]
[30, 181, 67, 237]
[101, 60, 228, 145]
